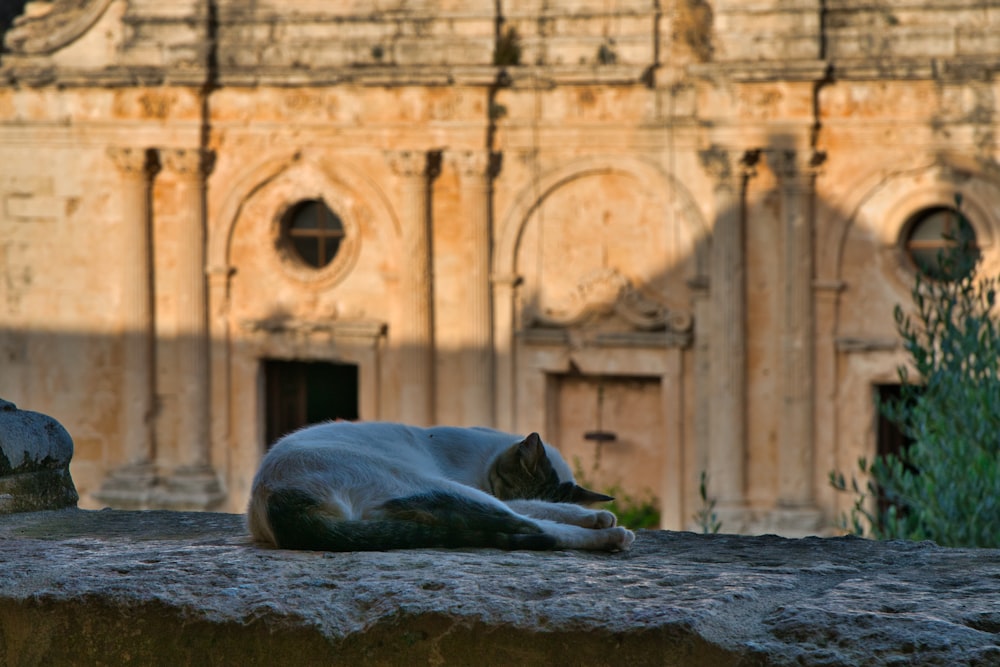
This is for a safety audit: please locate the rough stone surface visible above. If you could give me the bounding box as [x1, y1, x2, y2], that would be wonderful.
[2, 509, 999, 666]
[0, 399, 78, 514]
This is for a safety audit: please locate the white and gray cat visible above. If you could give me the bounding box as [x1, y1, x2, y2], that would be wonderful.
[247, 421, 636, 551]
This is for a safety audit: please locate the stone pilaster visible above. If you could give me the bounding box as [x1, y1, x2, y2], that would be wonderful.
[207, 264, 235, 479]
[491, 273, 520, 433]
[769, 149, 824, 521]
[812, 278, 845, 520]
[95, 147, 159, 508]
[157, 147, 224, 510]
[387, 150, 435, 426]
[452, 150, 495, 426]
[687, 274, 712, 525]
[699, 147, 757, 512]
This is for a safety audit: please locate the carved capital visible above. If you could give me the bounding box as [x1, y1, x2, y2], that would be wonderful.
[767, 149, 826, 182]
[160, 148, 215, 178]
[108, 147, 156, 178]
[699, 147, 759, 189]
[452, 150, 492, 178]
[386, 150, 428, 178]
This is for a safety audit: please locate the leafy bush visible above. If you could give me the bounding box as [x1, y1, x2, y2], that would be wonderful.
[831, 201, 1000, 546]
[572, 458, 661, 530]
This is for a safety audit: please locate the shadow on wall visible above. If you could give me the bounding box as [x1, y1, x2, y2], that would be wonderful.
[1, 132, 993, 524]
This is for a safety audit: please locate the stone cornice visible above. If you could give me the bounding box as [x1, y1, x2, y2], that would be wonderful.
[239, 318, 388, 342]
[8, 56, 1000, 90]
[688, 60, 831, 84]
[689, 56, 1000, 84]
[0, 63, 653, 90]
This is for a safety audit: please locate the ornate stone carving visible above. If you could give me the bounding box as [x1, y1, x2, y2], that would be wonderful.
[527, 268, 692, 333]
[107, 147, 156, 178]
[698, 147, 759, 188]
[451, 150, 501, 178]
[3, 0, 115, 55]
[766, 149, 826, 182]
[386, 150, 428, 178]
[160, 148, 215, 178]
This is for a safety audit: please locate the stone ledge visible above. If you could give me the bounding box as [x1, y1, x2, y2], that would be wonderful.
[2, 509, 1000, 666]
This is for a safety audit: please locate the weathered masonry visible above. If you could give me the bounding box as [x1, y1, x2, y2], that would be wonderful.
[3, 1, 1000, 533]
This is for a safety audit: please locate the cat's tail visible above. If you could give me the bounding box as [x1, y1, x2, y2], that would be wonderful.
[262, 488, 557, 551]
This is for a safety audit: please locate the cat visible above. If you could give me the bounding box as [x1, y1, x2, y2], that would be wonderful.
[247, 421, 636, 552]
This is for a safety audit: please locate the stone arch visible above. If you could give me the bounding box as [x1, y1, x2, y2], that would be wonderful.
[210, 150, 401, 277]
[494, 155, 709, 283]
[212, 151, 401, 497]
[822, 157, 1000, 514]
[825, 159, 1000, 292]
[491, 156, 703, 527]
[3, 0, 115, 55]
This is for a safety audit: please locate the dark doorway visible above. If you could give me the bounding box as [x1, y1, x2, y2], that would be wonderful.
[874, 383, 918, 519]
[264, 360, 359, 447]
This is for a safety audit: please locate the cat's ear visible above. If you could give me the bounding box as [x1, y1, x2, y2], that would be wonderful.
[517, 432, 546, 472]
[569, 485, 615, 505]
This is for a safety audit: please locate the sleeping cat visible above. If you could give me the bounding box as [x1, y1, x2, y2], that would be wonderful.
[247, 421, 636, 552]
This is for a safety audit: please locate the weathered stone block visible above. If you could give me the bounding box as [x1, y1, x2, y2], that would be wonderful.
[0, 399, 78, 514]
[2, 509, 1000, 666]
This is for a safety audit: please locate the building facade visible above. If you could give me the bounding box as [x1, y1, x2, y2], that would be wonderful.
[3, 0, 1000, 532]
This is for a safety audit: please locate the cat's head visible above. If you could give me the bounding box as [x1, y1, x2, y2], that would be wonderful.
[489, 432, 614, 505]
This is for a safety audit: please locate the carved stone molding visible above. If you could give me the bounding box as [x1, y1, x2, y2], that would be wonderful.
[766, 149, 826, 182]
[452, 150, 490, 177]
[698, 147, 760, 189]
[526, 268, 692, 334]
[3, 0, 114, 55]
[386, 150, 428, 178]
[452, 149, 503, 181]
[159, 148, 215, 179]
[107, 147, 157, 178]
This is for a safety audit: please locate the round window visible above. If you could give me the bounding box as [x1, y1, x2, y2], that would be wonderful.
[282, 199, 345, 269]
[903, 206, 979, 282]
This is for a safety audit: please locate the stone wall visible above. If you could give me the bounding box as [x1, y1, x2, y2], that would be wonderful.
[2, 509, 1000, 666]
[3, 1, 1000, 534]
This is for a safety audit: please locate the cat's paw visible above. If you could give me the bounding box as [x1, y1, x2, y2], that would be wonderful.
[595, 526, 635, 551]
[584, 509, 617, 529]
[603, 526, 635, 552]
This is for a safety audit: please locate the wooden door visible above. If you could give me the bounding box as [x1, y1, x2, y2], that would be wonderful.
[549, 374, 664, 516]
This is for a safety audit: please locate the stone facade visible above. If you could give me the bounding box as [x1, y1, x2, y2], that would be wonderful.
[3, 1, 1000, 531]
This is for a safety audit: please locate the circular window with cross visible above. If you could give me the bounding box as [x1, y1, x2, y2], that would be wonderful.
[902, 205, 980, 282]
[281, 199, 346, 269]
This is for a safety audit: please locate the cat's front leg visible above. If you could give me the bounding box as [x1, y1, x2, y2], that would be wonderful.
[505, 499, 617, 529]
[535, 520, 636, 552]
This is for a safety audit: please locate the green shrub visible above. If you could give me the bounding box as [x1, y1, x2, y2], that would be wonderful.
[831, 200, 1000, 546]
[572, 458, 661, 530]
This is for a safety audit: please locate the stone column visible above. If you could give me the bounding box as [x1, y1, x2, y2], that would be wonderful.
[687, 275, 712, 526]
[387, 150, 435, 426]
[207, 264, 234, 479]
[770, 149, 824, 527]
[491, 274, 520, 433]
[158, 148, 224, 509]
[453, 150, 495, 426]
[812, 278, 845, 517]
[96, 147, 158, 508]
[699, 147, 756, 513]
